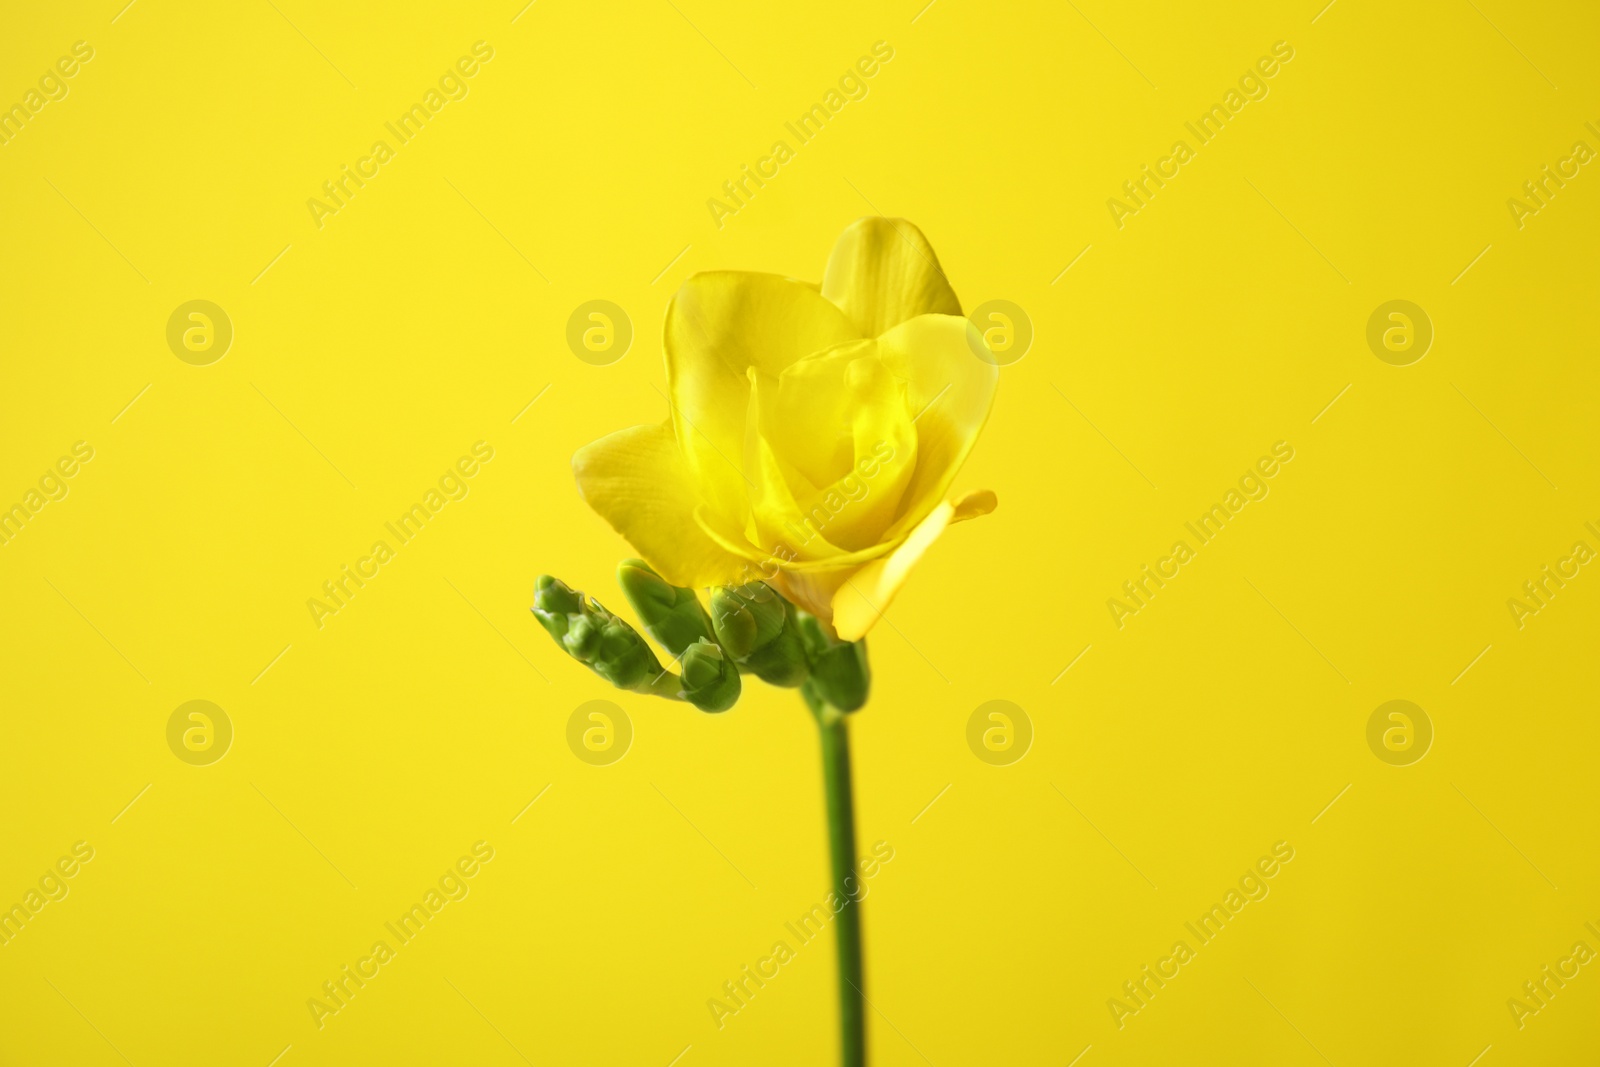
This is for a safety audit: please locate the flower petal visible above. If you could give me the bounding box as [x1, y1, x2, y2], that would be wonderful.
[665, 271, 862, 526]
[821, 217, 963, 337]
[754, 342, 866, 490]
[797, 355, 917, 550]
[950, 488, 997, 523]
[572, 422, 746, 588]
[778, 489, 997, 639]
[874, 314, 999, 539]
[829, 500, 956, 641]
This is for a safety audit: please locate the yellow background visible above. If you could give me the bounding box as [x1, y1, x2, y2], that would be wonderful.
[2, 0, 1597, 1063]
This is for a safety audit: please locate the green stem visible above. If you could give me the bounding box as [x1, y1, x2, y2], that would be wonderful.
[813, 696, 866, 1067]
[639, 666, 689, 701]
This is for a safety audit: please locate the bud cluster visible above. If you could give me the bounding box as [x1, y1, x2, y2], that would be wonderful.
[532, 562, 870, 715]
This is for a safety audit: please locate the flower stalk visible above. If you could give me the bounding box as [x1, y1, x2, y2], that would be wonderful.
[807, 683, 867, 1067]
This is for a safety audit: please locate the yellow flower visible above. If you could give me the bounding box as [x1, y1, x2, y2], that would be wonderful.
[574, 218, 998, 641]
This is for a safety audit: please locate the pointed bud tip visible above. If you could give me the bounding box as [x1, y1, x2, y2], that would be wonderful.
[616, 559, 675, 604]
[533, 574, 582, 615]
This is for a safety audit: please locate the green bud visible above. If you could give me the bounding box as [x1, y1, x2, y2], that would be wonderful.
[794, 609, 871, 712]
[616, 559, 715, 657]
[591, 613, 662, 691]
[709, 587, 759, 656]
[532, 575, 674, 697]
[712, 584, 808, 687]
[533, 573, 582, 619]
[810, 640, 870, 712]
[532, 575, 576, 643]
[680, 638, 741, 712]
[710, 584, 783, 655]
[563, 613, 602, 659]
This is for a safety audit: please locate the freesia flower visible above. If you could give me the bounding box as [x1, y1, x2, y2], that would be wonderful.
[573, 218, 998, 640]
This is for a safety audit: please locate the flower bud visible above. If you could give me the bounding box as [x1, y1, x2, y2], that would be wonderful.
[532, 575, 672, 696]
[591, 614, 662, 691]
[794, 609, 871, 712]
[711, 584, 807, 687]
[563, 613, 602, 659]
[617, 559, 715, 657]
[809, 640, 870, 711]
[531, 574, 582, 637]
[680, 638, 741, 712]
